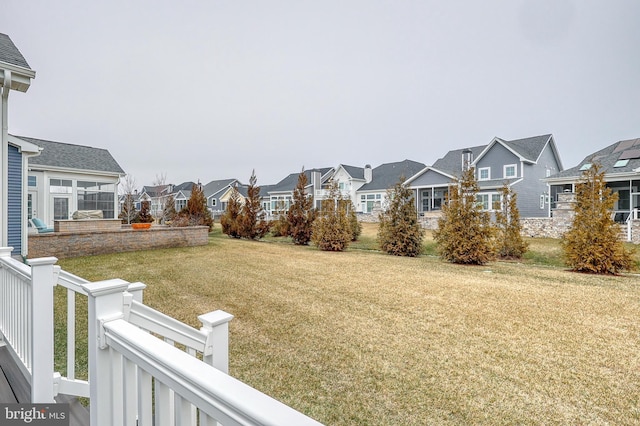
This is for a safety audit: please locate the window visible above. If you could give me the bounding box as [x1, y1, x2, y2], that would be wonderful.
[49, 179, 72, 194]
[504, 164, 517, 178]
[478, 167, 490, 181]
[476, 193, 501, 211]
[211, 199, 217, 207]
[579, 163, 592, 171]
[614, 159, 630, 168]
[77, 181, 116, 218]
[28, 175, 37, 187]
[477, 194, 490, 210]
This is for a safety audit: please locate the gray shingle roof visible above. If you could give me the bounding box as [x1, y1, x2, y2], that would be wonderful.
[430, 134, 553, 177]
[0, 33, 31, 69]
[502, 134, 552, 163]
[340, 164, 365, 180]
[17, 135, 125, 175]
[359, 160, 426, 191]
[203, 179, 238, 198]
[141, 185, 170, 198]
[269, 167, 333, 193]
[431, 145, 486, 176]
[548, 138, 640, 179]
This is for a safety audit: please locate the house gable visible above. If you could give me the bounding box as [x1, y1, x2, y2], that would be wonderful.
[475, 142, 522, 181]
[406, 167, 454, 187]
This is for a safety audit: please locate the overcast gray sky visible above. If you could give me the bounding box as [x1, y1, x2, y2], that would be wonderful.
[2, 0, 639, 188]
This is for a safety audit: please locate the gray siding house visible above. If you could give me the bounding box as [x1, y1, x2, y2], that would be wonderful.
[406, 134, 563, 219]
[357, 160, 426, 213]
[267, 167, 334, 213]
[203, 178, 239, 217]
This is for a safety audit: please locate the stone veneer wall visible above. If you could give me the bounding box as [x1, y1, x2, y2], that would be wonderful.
[412, 191, 640, 243]
[28, 225, 210, 260]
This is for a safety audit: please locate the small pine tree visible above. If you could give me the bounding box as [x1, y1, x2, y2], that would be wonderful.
[177, 183, 213, 231]
[434, 166, 495, 265]
[136, 200, 155, 223]
[119, 193, 138, 224]
[270, 200, 290, 237]
[287, 170, 316, 245]
[220, 187, 242, 238]
[311, 180, 352, 251]
[494, 184, 528, 259]
[348, 201, 362, 242]
[160, 194, 177, 224]
[561, 162, 635, 274]
[378, 177, 424, 256]
[239, 170, 270, 240]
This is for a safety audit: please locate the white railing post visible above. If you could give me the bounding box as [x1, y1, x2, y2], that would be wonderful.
[82, 279, 130, 426]
[127, 281, 146, 303]
[27, 256, 58, 403]
[198, 310, 234, 373]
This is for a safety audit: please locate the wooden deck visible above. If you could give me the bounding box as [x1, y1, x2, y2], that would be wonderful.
[0, 345, 89, 425]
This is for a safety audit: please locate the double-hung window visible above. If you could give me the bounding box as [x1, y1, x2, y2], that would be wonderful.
[478, 167, 490, 181]
[504, 164, 517, 179]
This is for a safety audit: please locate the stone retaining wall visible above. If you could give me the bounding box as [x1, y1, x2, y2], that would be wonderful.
[54, 219, 123, 233]
[28, 226, 209, 259]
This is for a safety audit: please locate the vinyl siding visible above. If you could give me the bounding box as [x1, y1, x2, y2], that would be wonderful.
[8, 145, 22, 255]
[475, 144, 520, 180]
[512, 143, 560, 218]
[409, 169, 452, 186]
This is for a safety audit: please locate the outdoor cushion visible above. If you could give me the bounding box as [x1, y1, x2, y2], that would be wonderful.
[31, 218, 54, 233]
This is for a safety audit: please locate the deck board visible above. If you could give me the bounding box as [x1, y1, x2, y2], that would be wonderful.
[0, 362, 18, 403]
[0, 346, 89, 425]
[0, 345, 30, 403]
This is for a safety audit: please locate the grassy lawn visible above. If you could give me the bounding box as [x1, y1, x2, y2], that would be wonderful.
[57, 223, 640, 425]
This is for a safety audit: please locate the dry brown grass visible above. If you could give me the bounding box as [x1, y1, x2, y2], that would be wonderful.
[59, 225, 640, 425]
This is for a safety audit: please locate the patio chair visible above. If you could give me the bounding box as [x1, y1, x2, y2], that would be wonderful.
[30, 218, 54, 233]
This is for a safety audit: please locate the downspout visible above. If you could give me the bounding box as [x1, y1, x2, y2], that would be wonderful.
[1, 70, 11, 247]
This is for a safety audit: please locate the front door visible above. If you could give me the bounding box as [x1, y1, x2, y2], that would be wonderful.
[52, 196, 71, 220]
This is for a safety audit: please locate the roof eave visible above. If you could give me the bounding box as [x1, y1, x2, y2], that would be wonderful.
[0, 63, 36, 92]
[28, 164, 124, 178]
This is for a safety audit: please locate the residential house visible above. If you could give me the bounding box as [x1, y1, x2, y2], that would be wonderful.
[218, 181, 280, 215]
[358, 160, 426, 213]
[202, 178, 239, 217]
[545, 137, 640, 223]
[20, 135, 125, 225]
[267, 167, 334, 214]
[136, 184, 173, 218]
[171, 181, 196, 212]
[325, 164, 371, 210]
[406, 134, 563, 220]
[1, 34, 39, 257]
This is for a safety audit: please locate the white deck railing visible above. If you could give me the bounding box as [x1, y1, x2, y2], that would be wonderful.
[0, 248, 322, 425]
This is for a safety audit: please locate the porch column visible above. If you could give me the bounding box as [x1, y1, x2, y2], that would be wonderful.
[1, 70, 10, 246]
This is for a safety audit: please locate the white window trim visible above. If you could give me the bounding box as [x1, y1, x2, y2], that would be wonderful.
[504, 164, 517, 179]
[478, 167, 491, 181]
[476, 192, 502, 211]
